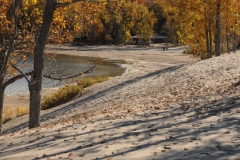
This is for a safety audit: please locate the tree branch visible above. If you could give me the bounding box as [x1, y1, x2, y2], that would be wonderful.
[7, 57, 31, 84]
[3, 71, 33, 89]
[43, 66, 95, 80]
[2, 63, 95, 90]
[6, 0, 22, 21]
[1, 1, 18, 78]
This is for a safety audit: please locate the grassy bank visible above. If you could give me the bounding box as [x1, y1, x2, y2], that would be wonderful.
[2, 75, 109, 124]
[41, 75, 109, 110]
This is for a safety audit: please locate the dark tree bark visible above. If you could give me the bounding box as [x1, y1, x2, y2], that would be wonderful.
[226, 25, 230, 54]
[29, 0, 56, 129]
[209, 24, 213, 56]
[6, 0, 21, 21]
[206, 28, 210, 56]
[0, 44, 4, 134]
[215, 1, 221, 56]
[0, 87, 4, 134]
[226, 7, 230, 54]
[233, 28, 237, 53]
[0, 34, 4, 46]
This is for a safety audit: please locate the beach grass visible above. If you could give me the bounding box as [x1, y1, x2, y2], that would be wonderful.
[41, 84, 83, 110]
[1, 75, 109, 123]
[2, 106, 29, 124]
[41, 75, 109, 110]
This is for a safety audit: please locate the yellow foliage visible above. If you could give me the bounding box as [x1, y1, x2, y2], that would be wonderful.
[157, 0, 240, 57]
[2, 106, 29, 124]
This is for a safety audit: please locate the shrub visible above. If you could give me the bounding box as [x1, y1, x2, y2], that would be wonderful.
[41, 75, 109, 110]
[2, 106, 29, 123]
[41, 84, 83, 110]
[77, 75, 109, 88]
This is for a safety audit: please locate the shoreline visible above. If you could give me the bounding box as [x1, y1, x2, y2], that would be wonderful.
[4, 44, 192, 109]
[1, 46, 240, 159]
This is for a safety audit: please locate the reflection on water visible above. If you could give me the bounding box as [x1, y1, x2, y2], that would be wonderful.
[5, 54, 126, 95]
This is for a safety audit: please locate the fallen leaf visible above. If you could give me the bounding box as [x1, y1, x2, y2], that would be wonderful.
[154, 107, 161, 110]
[164, 146, 171, 150]
[79, 153, 85, 157]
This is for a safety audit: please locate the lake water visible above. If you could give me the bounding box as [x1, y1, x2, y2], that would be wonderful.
[5, 54, 126, 95]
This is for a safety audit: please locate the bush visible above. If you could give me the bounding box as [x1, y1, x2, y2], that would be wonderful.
[2, 106, 29, 123]
[41, 84, 83, 110]
[41, 75, 109, 110]
[77, 75, 109, 88]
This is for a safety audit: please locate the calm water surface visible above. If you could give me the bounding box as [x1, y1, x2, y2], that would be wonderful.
[5, 54, 126, 95]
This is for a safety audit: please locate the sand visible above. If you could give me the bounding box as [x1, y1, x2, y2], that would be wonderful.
[1, 44, 240, 160]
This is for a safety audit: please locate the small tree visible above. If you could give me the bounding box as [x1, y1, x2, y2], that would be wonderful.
[0, 0, 36, 134]
[0, 0, 96, 134]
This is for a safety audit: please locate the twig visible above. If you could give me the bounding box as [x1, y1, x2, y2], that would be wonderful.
[43, 66, 95, 80]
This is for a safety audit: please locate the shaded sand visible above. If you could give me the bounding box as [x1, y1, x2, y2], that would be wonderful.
[4, 88, 59, 109]
[1, 45, 240, 159]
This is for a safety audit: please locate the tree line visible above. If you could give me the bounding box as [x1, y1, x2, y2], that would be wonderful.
[158, 0, 240, 59]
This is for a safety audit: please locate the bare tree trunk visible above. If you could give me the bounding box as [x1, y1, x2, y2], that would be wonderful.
[0, 87, 4, 134]
[29, 0, 55, 129]
[226, 25, 230, 54]
[233, 29, 237, 53]
[91, 23, 95, 45]
[0, 33, 4, 134]
[209, 25, 213, 56]
[0, 34, 4, 46]
[215, 1, 221, 56]
[0, 49, 4, 134]
[206, 28, 210, 57]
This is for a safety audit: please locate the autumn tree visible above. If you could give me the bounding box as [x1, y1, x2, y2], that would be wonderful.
[158, 0, 240, 58]
[100, 0, 156, 45]
[0, 0, 98, 132]
[25, 0, 116, 129]
[132, 1, 156, 45]
[27, 0, 97, 128]
[65, 1, 105, 45]
[0, 0, 40, 134]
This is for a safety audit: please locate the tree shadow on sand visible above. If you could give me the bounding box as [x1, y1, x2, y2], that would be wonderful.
[1, 94, 240, 159]
[3, 64, 184, 134]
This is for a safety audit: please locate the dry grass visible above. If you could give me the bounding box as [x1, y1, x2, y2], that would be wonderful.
[1, 75, 109, 123]
[2, 106, 29, 123]
[41, 75, 109, 110]
[41, 84, 83, 110]
[77, 75, 109, 88]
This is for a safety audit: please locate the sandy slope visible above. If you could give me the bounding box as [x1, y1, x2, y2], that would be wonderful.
[1, 45, 240, 160]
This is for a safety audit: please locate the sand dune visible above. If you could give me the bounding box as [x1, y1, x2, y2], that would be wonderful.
[1, 45, 240, 160]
